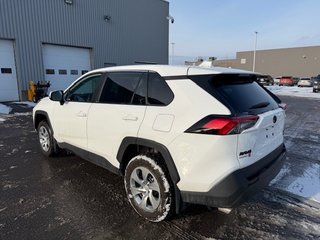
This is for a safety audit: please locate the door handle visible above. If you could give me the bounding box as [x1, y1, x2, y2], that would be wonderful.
[122, 115, 138, 121]
[76, 111, 87, 117]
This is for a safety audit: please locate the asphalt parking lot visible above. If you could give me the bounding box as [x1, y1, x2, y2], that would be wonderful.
[0, 96, 320, 240]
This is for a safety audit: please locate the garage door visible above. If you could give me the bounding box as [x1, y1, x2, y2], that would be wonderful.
[0, 39, 19, 102]
[42, 44, 91, 91]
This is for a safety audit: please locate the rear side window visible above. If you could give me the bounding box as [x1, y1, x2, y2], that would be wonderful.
[148, 72, 174, 106]
[99, 72, 146, 104]
[190, 74, 279, 115]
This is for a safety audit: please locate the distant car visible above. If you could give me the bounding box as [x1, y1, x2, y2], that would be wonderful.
[279, 76, 294, 86]
[256, 75, 274, 86]
[313, 76, 320, 92]
[274, 77, 281, 85]
[298, 77, 312, 87]
[293, 77, 300, 85]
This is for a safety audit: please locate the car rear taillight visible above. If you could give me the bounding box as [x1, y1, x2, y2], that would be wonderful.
[186, 115, 259, 135]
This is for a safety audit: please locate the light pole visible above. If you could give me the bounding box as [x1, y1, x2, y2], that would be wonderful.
[171, 42, 175, 65]
[253, 31, 258, 72]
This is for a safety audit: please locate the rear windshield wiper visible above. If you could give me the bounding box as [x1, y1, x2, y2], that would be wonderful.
[249, 101, 270, 109]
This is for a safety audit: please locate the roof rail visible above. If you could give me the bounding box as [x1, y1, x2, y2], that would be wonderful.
[134, 61, 158, 65]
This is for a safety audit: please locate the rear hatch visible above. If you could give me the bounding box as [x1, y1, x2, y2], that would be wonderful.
[189, 73, 285, 168]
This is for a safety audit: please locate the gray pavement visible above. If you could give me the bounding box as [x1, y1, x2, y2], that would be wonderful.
[0, 97, 319, 240]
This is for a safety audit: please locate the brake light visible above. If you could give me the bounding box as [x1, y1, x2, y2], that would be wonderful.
[186, 115, 259, 135]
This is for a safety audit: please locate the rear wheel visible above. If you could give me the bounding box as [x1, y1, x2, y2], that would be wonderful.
[124, 155, 174, 222]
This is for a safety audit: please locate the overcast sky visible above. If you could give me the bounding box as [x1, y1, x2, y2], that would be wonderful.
[169, 0, 320, 62]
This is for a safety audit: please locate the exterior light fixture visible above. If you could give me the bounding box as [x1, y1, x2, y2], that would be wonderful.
[104, 15, 111, 22]
[166, 15, 174, 24]
[65, 0, 73, 5]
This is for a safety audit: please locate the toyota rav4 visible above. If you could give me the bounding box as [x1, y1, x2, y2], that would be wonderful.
[33, 65, 286, 222]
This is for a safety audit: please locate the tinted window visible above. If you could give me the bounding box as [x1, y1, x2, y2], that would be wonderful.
[190, 74, 279, 115]
[132, 74, 147, 105]
[148, 72, 174, 106]
[99, 72, 146, 104]
[66, 74, 102, 102]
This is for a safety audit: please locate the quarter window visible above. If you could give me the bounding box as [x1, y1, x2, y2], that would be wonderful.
[147, 72, 174, 106]
[65, 74, 102, 102]
[99, 72, 146, 104]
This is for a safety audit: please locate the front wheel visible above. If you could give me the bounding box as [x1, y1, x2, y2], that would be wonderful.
[124, 155, 174, 222]
[37, 121, 56, 157]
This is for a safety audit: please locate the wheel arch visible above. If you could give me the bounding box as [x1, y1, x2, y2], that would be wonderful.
[117, 137, 180, 183]
[34, 110, 52, 131]
[117, 137, 182, 213]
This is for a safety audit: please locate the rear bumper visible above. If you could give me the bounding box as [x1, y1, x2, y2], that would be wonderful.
[180, 144, 286, 207]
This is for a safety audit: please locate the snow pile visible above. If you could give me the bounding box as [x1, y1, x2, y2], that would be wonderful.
[0, 104, 12, 114]
[13, 101, 36, 107]
[0, 104, 12, 123]
[266, 86, 320, 99]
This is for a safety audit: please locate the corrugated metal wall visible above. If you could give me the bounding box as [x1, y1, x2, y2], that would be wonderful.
[0, 0, 169, 98]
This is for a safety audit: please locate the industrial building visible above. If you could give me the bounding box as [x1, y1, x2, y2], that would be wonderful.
[0, 0, 169, 101]
[213, 45, 320, 78]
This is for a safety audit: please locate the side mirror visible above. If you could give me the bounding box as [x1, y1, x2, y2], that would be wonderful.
[49, 90, 64, 105]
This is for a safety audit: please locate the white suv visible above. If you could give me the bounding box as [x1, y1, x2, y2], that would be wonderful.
[33, 65, 286, 222]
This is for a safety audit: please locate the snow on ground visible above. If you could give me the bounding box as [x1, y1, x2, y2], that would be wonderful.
[266, 85, 320, 99]
[270, 163, 320, 203]
[0, 104, 12, 123]
[13, 101, 36, 107]
[286, 163, 320, 203]
[0, 104, 12, 115]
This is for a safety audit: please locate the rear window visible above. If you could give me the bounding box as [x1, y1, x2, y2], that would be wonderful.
[189, 74, 279, 115]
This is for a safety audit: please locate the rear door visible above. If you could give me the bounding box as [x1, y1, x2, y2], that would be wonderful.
[87, 71, 147, 165]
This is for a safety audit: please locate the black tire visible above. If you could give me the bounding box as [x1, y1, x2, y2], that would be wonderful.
[37, 121, 58, 157]
[124, 155, 174, 222]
